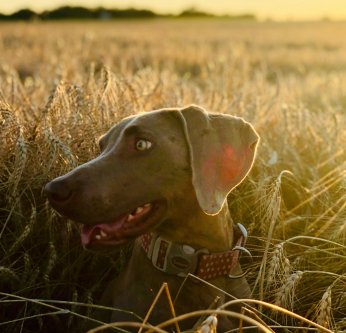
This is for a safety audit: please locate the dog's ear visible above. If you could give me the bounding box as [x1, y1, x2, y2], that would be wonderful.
[179, 105, 259, 215]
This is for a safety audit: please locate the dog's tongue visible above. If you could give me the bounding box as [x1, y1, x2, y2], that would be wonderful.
[80, 216, 127, 246]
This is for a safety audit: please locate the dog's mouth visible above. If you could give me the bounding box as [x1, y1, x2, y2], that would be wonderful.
[80, 201, 166, 247]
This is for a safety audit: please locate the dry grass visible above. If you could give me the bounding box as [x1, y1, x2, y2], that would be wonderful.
[0, 20, 345, 332]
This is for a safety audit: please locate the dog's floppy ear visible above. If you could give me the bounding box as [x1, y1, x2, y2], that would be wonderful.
[179, 105, 259, 215]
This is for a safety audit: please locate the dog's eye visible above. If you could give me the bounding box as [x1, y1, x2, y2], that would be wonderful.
[135, 139, 152, 151]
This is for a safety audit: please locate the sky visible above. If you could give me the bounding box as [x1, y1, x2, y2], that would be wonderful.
[1, 0, 346, 20]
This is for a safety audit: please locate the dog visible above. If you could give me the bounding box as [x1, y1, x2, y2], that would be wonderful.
[44, 105, 259, 331]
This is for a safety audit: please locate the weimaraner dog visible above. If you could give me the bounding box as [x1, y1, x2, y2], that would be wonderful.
[45, 105, 259, 332]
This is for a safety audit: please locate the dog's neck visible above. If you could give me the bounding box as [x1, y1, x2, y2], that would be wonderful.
[154, 202, 234, 252]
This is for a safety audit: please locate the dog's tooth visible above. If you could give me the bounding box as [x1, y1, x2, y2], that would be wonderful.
[95, 234, 102, 240]
[143, 203, 151, 208]
[135, 207, 144, 214]
[127, 214, 135, 222]
[100, 230, 107, 238]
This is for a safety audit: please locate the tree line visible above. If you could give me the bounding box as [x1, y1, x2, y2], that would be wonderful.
[0, 6, 256, 21]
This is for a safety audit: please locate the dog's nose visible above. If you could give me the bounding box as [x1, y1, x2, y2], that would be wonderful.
[44, 180, 73, 204]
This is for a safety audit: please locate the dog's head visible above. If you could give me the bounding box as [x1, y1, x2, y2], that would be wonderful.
[45, 105, 259, 248]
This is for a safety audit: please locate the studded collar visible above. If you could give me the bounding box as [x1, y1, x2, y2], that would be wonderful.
[140, 223, 247, 280]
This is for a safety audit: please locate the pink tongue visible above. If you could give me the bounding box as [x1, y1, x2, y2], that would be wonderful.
[80, 216, 127, 246]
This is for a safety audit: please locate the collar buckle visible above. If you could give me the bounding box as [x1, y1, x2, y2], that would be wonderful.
[149, 235, 208, 277]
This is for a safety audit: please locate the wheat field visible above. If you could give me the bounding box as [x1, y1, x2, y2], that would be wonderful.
[0, 20, 345, 332]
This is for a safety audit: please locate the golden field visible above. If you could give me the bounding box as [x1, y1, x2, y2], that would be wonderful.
[0, 20, 345, 332]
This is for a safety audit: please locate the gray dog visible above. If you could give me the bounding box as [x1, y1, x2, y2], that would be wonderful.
[45, 105, 259, 331]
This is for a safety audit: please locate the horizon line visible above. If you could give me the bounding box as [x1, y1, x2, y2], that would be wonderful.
[0, 4, 346, 22]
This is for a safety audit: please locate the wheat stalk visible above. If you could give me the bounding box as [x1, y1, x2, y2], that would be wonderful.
[316, 287, 333, 330]
[43, 126, 77, 168]
[254, 171, 294, 301]
[275, 271, 304, 310]
[85, 290, 94, 317]
[43, 241, 57, 284]
[9, 206, 36, 253]
[6, 125, 28, 206]
[0, 103, 16, 144]
[266, 243, 289, 288]
[21, 252, 31, 284]
[43, 81, 61, 115]
[68, 289, 79, 328]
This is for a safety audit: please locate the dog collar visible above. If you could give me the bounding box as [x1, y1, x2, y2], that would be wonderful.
[140, 223, 247, 280]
